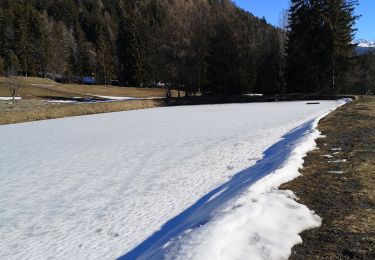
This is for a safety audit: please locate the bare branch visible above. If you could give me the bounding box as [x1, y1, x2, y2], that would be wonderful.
[7, 75, 22, 102]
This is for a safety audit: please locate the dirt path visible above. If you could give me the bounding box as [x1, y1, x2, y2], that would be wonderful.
[282, 97, 375, 259]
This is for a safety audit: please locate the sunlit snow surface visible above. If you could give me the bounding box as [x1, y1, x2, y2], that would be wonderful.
[0, 101, 344, 259]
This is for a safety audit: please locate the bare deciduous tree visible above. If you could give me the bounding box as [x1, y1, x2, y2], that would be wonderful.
[7, 75, 22, 101]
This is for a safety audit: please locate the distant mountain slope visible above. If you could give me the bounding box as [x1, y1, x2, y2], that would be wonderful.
[354, 39, 375, 55]
[355, 39, 375, 48]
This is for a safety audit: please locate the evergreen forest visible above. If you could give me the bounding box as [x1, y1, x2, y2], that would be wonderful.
[0, 0, 373, 95]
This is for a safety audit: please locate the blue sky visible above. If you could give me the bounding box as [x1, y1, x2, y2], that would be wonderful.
[234, 0, 375, 41]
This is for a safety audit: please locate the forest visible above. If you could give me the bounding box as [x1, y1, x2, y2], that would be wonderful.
[0, 0, 373, 95]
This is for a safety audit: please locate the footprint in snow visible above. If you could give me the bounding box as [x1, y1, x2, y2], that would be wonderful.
[107, 231, 119, 237]
[248, 157, 261, 162]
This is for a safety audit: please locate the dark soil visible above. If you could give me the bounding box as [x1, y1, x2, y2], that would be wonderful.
[281, 96, 375, 259]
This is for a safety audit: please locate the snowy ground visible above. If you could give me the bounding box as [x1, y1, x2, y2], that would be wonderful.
[94, 95, 164, 100]
[0, 101, 344, 259]
[0, 97, 22, 101]
[45, 95, 164, 104]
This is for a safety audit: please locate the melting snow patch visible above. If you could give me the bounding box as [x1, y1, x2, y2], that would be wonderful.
[47, 100, 78, 104]
[0, 97, 22, 101]
[328, 159, 347, 163]
[95, 95, 138, 100]
[94, 95, 164, 101]
[243, 93, 264, 97]
[166, 192, 321, 260]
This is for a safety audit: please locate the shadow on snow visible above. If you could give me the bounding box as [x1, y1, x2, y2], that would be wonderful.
[119, 119, 315, 260]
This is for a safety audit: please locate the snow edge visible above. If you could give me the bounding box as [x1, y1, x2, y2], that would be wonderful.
[119, 99, 350, 260]
[164, 99, 350, 260]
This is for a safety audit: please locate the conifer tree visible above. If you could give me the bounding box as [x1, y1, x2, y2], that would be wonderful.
[0, 6, 5, 52]
[96, 24, 115, 85]
[118, 1, 158, 87]
[71, 21, 91, 76]
[323, 0, 358, 93]
[285, 0, 358, 94]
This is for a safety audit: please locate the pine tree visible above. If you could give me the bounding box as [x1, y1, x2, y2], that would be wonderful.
[71, 21, 91, 76]
[117, 1, 154, 87]
[285, 0, 358, 94]
[0, 56, 4, 75]
[117, 10, 140, 85]
[96, 23, 115, 85]
[0, 6, 6, 72]
[285, 0, 318, 93]
[0, 6, 5, 50]
[323, 0, 358, 93]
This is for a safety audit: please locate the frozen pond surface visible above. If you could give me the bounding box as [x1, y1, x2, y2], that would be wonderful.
[0, 101, 342, 259]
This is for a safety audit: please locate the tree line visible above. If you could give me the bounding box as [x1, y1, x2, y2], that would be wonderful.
[285, 0, 373, 94]
[0, 0, 372, 95]
[0, 0, 284, 96]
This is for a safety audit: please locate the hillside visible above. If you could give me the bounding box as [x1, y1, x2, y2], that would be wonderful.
[0, 0, 284, 95]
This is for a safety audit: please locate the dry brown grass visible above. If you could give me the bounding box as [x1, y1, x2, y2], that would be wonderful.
[0, 99, 163, 125]
[0, 76, 181, 99]
[0, 76, 179, 125]
[283, 96, 375, 259]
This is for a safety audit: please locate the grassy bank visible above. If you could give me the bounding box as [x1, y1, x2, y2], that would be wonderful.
[0, 76, 180, 100]
[0, 76, 176, 125]
[0, 99, 163, 125]
[281, 96, 375, 259]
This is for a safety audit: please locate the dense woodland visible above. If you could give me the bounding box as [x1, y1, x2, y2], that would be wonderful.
[0, 0, 285, 96]
[0, 0, 373, 95]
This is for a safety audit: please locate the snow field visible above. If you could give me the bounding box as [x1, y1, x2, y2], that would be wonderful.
[0, 100, 344, 259]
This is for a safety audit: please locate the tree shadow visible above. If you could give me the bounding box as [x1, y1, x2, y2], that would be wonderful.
[119, 119, 314, 260]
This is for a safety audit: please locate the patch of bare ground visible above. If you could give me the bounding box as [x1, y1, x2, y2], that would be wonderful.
[281, 96, 375, 259]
